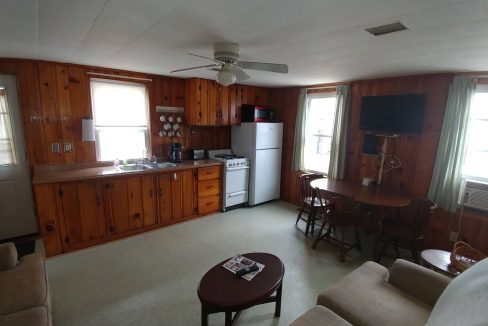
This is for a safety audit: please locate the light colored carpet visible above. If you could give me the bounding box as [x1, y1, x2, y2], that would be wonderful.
[46, 201, 372, 326]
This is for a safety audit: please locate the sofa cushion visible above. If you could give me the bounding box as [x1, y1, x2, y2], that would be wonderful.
[426, 257, 488, 326]
[317, 261, 431, 326]
[0, 253, 49, 315]
[0, 243, 18, 271]
[0, 306, 49, 326]
[290, 305, 352, 326]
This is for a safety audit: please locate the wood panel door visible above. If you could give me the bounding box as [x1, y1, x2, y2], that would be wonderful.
[77, 181, 106, 242]
[55, 182, 83, 247]
[157, 173, 172, 224]
[102, 178, 129, 235]
[56, 181, 105, 249]
[170, 170, 196, 221]
[141, 175, 157, 227]
[126, 176, 143, 230]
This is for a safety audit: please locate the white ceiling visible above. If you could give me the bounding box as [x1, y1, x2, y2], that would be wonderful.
[1, 0, 488, 87]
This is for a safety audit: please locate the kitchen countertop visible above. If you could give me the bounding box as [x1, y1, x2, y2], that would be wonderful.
[32, 159, 222, 184]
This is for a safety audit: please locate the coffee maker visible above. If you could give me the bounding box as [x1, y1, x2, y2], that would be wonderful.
[169, 142, 182, 163]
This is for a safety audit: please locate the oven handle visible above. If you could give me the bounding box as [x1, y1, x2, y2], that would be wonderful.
[226, 166, 250, 171]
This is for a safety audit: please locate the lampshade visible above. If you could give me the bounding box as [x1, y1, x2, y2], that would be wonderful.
[216, 70, 236, 86]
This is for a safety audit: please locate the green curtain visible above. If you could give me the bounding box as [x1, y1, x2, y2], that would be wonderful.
[428, 76, 477, 212]
[291, 88, 308, 171]
[327, 85, 350, 179]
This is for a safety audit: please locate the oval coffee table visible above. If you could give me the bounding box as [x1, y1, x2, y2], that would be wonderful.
[197, 252, 285, 326]
[420, 249, 461, 277]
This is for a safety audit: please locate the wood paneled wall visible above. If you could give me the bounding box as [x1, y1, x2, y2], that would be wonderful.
[270, 74, 488, 252]
[0, 58, 271, 169]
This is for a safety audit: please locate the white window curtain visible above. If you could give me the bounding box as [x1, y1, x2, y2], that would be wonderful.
[0, 88, 16, 165]
[328, 85, 350, 179]
[427, 76, 478, 212]
[291, 88, 308, 171]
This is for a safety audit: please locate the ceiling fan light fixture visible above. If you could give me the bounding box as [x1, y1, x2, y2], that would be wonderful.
[216, 69, 236, 86]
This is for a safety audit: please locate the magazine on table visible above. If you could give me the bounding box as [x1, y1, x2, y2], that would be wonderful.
[222, 255, 265, 281]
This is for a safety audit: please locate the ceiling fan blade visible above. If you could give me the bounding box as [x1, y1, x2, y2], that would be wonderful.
[234, 67, 250, 81]
[187, 53, 224, 64]
[238, 61, 288, 73]
[170, 64, 219, 73]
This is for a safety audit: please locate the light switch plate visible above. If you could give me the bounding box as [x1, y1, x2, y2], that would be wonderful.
[51, 143, 60, 153]
[63, 143, 72, 152]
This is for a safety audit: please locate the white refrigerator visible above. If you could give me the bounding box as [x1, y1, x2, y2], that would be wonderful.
[231, 122, 283, 205]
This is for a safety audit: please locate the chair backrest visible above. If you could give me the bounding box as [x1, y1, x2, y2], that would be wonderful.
[412, 198, 436, 238]
[299, 173, 323, 202]
[315, 188, 358, 226]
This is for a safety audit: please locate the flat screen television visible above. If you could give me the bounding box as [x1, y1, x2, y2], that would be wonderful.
[359, 94, 426, 133]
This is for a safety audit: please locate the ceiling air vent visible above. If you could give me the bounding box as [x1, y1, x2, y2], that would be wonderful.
[366, 22, 408, 36]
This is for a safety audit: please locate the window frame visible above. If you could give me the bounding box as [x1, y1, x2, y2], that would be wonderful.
[302, 91, 337, 174]
[462, 83, 488, 184]
[90, 78, 150, 162]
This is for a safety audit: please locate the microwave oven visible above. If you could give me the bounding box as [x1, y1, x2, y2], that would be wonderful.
[241, 104, 275, 122]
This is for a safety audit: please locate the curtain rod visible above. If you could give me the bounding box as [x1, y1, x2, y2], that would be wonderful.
[86, 72, 152, 82]
[306, 85, 337, 90]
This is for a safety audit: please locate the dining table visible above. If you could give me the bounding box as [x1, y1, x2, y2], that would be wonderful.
[309, 178, 411, 261]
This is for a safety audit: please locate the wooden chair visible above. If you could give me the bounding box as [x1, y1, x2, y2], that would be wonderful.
[375, 198, 436, 263]
[312, 189, 362, 262]
[295, 173, 326, 236]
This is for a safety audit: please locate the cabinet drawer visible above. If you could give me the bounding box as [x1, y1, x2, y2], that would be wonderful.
[198, 179, 220, 197]
[198, 195, 220, 214]
[198, 166, 221, 181]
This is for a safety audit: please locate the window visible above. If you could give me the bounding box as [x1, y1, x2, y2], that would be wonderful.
[0, 88, 16, 166]
[90, 79, 149, 161]
[463, 84, 488, 182]
[303, 92, 337, 173]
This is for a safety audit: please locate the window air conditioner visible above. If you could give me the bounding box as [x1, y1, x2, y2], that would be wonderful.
[463, 181, 488, 213]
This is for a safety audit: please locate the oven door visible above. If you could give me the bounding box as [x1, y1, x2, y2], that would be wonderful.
[225, 166, 249, 194]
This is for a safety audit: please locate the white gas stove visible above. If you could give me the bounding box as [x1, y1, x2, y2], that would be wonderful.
[208, 149, 250, 211]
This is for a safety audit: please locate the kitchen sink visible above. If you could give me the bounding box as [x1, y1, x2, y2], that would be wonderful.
[118, 162, 176, 171]
[118, 164, 153, 171]
[153, 162, 177, 168]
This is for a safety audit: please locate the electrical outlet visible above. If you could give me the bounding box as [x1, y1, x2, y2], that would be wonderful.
[449, 231, 459, 242]
[63, 143, 72, 152]
[51, 143, 60, 153]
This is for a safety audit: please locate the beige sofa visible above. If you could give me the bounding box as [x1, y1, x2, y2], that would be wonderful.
[0, 243, 52, 326]
[292, 257, 488, 326]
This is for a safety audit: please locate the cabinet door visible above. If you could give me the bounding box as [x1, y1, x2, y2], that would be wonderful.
[126, 176, 143, 230]
[170, 172, 183, 220]
[157, 173, 171, 224]
[207, 80, 219, 125]
[34, 184, 62, 256]
[170, 170, 196, 221]
[220, 85, 229, 126]
[55, 182, 83, 247]
[102, 178, 129, 235]
[77, 181, 106, 242]
[141, 175, 157, 227]
[229, 85, 241, 125]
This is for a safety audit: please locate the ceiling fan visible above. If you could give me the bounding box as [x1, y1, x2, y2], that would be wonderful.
[170, 42, 288, 86]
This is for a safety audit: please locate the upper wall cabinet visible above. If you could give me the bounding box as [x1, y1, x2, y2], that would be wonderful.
[186, 78, 274, 126]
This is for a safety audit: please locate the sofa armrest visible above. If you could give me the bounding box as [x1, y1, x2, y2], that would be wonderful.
[0, 243, 18, 271]
[388, 259, 451, 306]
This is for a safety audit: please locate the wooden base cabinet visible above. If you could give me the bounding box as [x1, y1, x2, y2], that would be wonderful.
[34, 166, 216, 256]
[197, 166, 221, 214]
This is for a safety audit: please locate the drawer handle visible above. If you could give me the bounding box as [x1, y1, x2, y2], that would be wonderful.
[134, 213, 141, 219]
[206, 202, 213, 206]
[45, 224, 54, 233]
[149, 189, 153, 197]
[206, 186, 213, 189]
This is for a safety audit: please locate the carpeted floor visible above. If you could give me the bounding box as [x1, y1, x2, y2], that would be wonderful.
[46, 201, 375, 326]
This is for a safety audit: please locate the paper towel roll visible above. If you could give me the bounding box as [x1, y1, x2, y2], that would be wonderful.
[82, 119, 95, 141]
